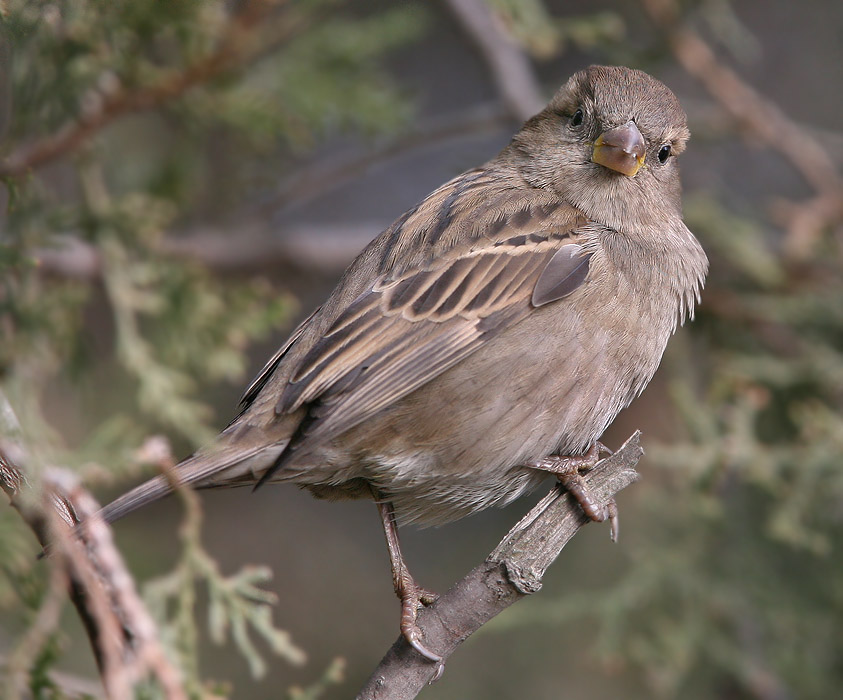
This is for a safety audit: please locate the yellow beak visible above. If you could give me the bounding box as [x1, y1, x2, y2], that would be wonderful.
[592, 120, 646, 177]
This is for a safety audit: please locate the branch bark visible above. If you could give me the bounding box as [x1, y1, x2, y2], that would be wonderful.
[0, 392, 186, 700]
[357, 431, 643, 700]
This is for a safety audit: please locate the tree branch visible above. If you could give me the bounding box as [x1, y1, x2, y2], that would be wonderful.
[444, 0, 545, 122]
[31, 222, 380, 279]
[0, 392, 186, 700]
[0, 0, 295, 178]
[356, 431, 643, 700]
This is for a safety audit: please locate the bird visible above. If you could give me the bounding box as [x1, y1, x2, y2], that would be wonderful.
[100, 65, 708, 665]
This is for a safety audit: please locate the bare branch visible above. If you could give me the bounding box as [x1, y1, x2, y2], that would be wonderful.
[55, 473, 188, 699]
[444, 0, 545, 121]
[32, 222, 378, 279]
[642, 0, 842, 195]
[32, 103, 515, 279]
[356, 431, 643, 700]
[157, 223, 381, 274]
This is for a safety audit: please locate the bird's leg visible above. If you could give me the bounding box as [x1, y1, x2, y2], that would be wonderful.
[530, 442, 619, 541]
[374, 495, 442, 667]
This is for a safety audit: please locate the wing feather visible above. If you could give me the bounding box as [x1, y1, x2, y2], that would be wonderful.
[273, 234, 592, 454]
[238, 305, 321, 410]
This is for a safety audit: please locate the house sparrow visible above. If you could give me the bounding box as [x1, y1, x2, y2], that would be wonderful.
[101, 65, 708, 664]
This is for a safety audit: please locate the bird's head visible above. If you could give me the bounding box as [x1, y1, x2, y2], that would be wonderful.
[507, 65, 690, 234]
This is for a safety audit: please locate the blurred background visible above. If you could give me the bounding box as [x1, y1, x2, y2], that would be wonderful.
[1, 0, 842, 698]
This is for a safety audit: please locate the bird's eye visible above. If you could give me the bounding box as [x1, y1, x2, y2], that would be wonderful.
[658, 144, 672, 163]
[570, 109, 584, 127]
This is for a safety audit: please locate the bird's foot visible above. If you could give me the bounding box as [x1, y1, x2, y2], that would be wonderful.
[399, 579, 444, 678]
[531, 442, 619, 541]
[374, 495, 444, 676]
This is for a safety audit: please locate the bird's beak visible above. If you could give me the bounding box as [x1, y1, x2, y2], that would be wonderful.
[592, 120, 646, 177]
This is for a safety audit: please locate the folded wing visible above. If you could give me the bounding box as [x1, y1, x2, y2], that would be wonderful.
[269, 229, 593, 468]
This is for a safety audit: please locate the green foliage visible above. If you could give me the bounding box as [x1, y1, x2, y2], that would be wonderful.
[27, 635, 75, 700]
[0, 0, 424, 696]
[487, 0, 625, 59]
[287, 657, 346, 700]
[0, 509, 39, 607]
[213, 7, 426, 149]
[0, 0, 422, 472]
[143, 490, 306, 690]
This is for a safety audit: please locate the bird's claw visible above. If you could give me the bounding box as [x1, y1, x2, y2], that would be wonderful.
[607, 498, 619, 542]
[532, 442, 620, 540]
[400, 587, 443, 672]
[595, 441, 613, 457]
[405, 628, 445, 682]
[404, 625, 442, 663]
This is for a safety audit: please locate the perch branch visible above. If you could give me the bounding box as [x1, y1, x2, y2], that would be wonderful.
[356, 431, 643, 700]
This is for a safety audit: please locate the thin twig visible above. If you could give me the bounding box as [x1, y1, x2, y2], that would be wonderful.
[0, 0, 294, 178]
[265, 102, 508, 216]
[47, 475, 135, 697]
[32, 103, 513, 278]
[356, 431, 643, 700]
[642, 0, 842, 195]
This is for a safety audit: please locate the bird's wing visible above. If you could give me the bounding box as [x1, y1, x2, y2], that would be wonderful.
[271, 216, 593, 462]
[238, 305, 322, 409]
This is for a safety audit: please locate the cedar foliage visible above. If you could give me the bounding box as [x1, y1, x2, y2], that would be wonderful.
[1, 1, 841, 698]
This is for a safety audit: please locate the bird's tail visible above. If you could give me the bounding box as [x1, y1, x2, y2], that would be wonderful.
[100, 442, 283, 524]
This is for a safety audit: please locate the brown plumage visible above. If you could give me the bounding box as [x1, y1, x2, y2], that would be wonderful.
[101, 65, 708, 663]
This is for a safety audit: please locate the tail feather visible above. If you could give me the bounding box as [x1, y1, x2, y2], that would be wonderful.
[100, 443, 280, 524]
[100, 472, 177, 524]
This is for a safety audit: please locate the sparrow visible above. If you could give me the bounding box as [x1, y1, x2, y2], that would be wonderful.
[101, 66, 708, 664]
